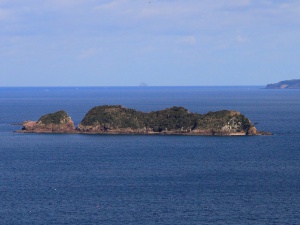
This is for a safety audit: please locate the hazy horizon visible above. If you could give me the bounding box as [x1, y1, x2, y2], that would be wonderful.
[0, 84, 267, 88]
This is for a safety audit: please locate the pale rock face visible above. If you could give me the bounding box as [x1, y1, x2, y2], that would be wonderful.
[221, 117, 243, 133]
[22, 120, 75, 133]
[22, 121, 37, 132]
[247, 126, 257, 135]
[77, 124, 103, 133]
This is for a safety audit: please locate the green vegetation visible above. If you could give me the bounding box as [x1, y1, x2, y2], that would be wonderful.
[196, 110, 252, 132]
[146, 107, 199, 132]
[79, 105, 254, 133]
[80, 105, 144, 129]
[37, 110, 70, 125]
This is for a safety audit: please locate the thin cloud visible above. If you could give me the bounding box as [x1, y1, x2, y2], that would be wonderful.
[0, 8, 13, 21]
[176, 35, 197, 45]
[93, 0, 126, 11]
[78, 48, 99, 59]
[236, 35, 248, 44]
[49, 0, 87, 8]
[222, 0, 252, 9]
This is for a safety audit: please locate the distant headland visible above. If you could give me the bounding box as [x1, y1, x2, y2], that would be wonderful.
[266, 79, 300, 89]
[17, 105, 271, 136]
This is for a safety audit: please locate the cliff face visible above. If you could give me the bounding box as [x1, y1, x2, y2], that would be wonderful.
[266, 79, 300, 89]
[21, 110, 75, 133]
[77, 105, 257, 135]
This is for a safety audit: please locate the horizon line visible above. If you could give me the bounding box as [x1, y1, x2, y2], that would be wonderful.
[0, 85, 266, 88]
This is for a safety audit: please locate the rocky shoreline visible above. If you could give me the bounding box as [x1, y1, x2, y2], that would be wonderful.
[17, 105, 271, 136]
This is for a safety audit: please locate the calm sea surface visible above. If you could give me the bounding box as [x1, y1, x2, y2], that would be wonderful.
[0, 86, 300, 224]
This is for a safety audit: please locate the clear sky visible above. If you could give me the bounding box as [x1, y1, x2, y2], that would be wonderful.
[1, 0, 299, 86]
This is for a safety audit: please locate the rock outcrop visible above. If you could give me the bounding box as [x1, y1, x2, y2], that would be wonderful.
[77, 105, 258, 135]
[21, 110, 75, 133]
[266, 79, 300, 89]
[18, 105, 268, 135]
[193, 110, 257, 135]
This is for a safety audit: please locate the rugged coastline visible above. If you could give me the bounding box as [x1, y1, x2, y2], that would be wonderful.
[17, 105, 270, 136]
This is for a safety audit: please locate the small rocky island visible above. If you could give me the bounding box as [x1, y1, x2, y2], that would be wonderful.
[266, 79, 300, 89]
[18, 105, 270, 136]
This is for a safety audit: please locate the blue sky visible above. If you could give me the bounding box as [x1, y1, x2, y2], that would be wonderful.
[1, 0, 300, 86]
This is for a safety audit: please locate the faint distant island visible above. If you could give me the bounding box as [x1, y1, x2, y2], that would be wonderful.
[139, 82, 148, 87]
[17, 105, 271, 136]
[266, 79, 300, 89]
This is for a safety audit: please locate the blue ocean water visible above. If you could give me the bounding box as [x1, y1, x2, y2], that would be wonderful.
[0, 86, 300, 224]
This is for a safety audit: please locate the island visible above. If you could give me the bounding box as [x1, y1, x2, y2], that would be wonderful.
[266, 79, 300, 89]
[17, 105, 271, 136]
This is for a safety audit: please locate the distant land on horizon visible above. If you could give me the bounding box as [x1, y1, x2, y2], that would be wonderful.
[266, 79, 300, 89]
[0, 85, 266, 88]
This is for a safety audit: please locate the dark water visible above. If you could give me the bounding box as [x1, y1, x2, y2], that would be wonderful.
[0, 86, 300, 224]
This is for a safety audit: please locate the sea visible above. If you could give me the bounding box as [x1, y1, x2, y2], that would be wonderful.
[0, 86, 299, 225]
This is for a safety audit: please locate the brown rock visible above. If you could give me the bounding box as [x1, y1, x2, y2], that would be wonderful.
[21, 110, 75, 133]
